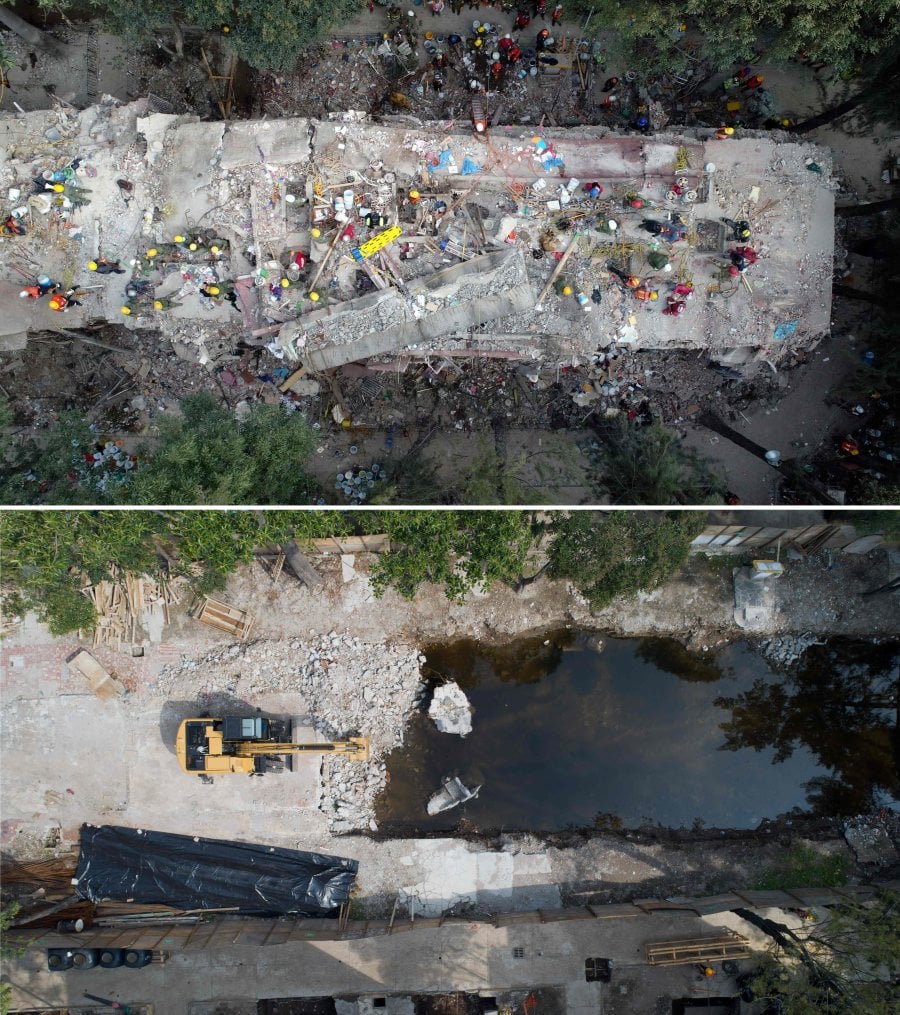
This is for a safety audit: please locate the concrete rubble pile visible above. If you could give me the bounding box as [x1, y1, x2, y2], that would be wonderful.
[1, 98, 835, 389]
[153, 633, 425, 832]
[428, 680, 473, 736]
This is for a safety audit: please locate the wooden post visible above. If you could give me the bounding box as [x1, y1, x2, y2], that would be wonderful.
[535, 231, 581, 307]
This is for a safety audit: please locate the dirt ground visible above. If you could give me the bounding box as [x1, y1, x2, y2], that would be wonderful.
[1, 12, 898, 502]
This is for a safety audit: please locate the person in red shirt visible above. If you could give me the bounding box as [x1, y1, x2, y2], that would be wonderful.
[507, 44, 523, 63]
[498, 34, 514, 52]
[535, 27, 550, 50]
[534, 0, 546, 18]
[663, 296, 686, 316]
[742, 74, 764, 90]
[514, 11, 530, 30]
[551, 4, 562, 25]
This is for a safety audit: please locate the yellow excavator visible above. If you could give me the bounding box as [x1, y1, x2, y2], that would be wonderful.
[176, 716, 369, 775]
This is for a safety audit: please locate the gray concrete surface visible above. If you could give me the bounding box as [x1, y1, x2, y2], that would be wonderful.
[2, 908, 775, 1014]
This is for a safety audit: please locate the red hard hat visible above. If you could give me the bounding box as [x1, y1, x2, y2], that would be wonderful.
[728, 265, 740, 277]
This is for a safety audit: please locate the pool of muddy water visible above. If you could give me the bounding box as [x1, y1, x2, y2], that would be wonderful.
[375, 633, 899, 832]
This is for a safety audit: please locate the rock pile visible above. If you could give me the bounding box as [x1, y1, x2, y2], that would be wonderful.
[760, 634, 822, 670]
[154, 633, 425, 832]
[428, 681, 473, 736]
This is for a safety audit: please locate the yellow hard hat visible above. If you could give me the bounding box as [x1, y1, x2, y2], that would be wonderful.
[280, 278, 290, 288]
[188, 242, 198, 251]
[650, 291, 659, 300]
[88, 260, 99, 271]
[409, 190, 420, 199]
[52, 183, 65, 192]
[562, 285, 572, 296]
[724, 126, 735, 135]
[153, 299, 163, 309]
[210, 245, 220, 254]
[173, 234, 185, 243]
[120, 305, 132, 315]
[474, 38, 483, 46]
[146, 247, 158, 257]
[309, 291, 320, 301]
[311, 228, 322, 238]
[208, 285, 220, 295]
[222, 24, 230, 32]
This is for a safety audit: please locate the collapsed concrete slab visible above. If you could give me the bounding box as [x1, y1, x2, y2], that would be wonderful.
[0, 100, 835, 373]
[278, 248, 533, 370]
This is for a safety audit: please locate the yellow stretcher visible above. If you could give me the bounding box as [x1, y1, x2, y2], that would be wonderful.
[352, 224, 402, 261]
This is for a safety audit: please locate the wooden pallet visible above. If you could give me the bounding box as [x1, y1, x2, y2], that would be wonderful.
[193, 597, 255, 641]
[67, 649, 126, 701]
[645, 934, 750, 966]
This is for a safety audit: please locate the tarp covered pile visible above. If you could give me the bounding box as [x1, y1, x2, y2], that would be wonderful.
[73, 824, 359, 916]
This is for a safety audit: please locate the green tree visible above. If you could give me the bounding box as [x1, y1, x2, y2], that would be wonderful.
[124, 394, 318, 505]
[739, 890, 900, 1015]
[0, 510, 350, 635]
[1, 901, 24, 1015]
[569, 0, 900, 79]
[590, 420, 724, 505]
[458, 432, 529, 506]
[546, 510, 706, 611]
[37, 0, 365, 72]
[368, 510, 537, 601]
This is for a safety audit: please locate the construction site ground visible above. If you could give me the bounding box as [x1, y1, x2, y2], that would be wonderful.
[2, 11, 897, 503]
[3, 537, 897, 884]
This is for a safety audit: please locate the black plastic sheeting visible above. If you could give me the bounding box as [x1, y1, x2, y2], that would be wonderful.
[74, 824, 359, 916]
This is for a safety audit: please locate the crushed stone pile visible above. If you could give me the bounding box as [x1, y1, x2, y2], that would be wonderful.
[759, 633, 823, 669]
[153, 633, 425, 832]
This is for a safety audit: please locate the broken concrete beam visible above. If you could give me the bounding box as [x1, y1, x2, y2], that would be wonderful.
[281, 542, 325, 589]
[278, 249, 534, 371]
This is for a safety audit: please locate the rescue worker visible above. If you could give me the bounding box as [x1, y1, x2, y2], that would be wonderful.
[730, 245, 759, 272]
[634, 287, 658, 302]
[153, 296, 182, 311]
[88, 257, 126, 274]
[584, 182, 603, 198]
[534, 0, 546, 19]
[663, 296, 686, 316]
[19, 276, 60, 299]
[601, 76, 619, 92]
[550, 3, 562, 25]
[48, 288, 83, 312]
[507, 44, 523, 63]
[514, 10, 531, 30]
[535, 27, 550, 51]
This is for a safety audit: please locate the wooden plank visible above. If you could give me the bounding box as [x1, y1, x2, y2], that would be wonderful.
[67, 649, 126, 700]
[306, 534, 390, 554]
[281, 542, 325, 589]
[646, 934, 749, 966]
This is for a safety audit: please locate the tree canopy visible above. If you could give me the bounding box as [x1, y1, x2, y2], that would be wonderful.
[590, 420, 724, 505]
[0, 394, 319, 506]
[569, 0, 900, 77]
[0, 510, 352, 634]
[368, 510, 537, 601]
[546, 510, 706, 611]
[741, 890, 900, 1015]
[30, 0, 366, 72]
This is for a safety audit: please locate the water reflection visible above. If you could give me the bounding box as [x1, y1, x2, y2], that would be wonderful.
[715, 638, 900, 814]
[375, 635, 899, 832]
